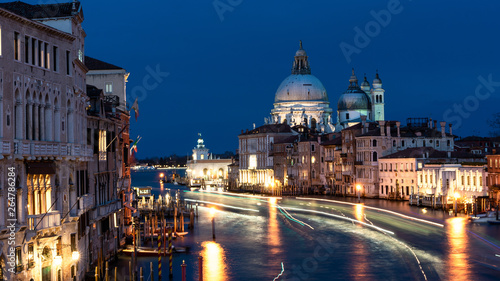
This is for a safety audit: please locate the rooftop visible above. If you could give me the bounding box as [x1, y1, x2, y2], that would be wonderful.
[0, 1, 81, 19]
[85, 56, 124, 71]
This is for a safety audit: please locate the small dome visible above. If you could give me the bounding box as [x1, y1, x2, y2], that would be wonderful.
[275, 74, 328, 102]
[337, 89, 372, 111]
[373, 72, 382, 84]
[361, 75, 370, 87]
[295, 49, 307, 56]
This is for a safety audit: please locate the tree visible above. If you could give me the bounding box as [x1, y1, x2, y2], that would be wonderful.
[487, 112, 500, 137]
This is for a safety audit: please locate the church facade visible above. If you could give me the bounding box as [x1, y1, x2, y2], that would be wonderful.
[269, 42, 386, 133]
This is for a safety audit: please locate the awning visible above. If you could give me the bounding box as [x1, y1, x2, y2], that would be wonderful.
[123, 203, 137, 212]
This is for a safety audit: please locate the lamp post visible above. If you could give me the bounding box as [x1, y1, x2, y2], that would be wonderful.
[454, 192, 460, 217]
[356, 184, 361, 203]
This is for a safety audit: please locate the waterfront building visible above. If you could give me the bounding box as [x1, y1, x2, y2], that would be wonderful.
[454, 136, 500, 156]
[85, 84, 127, 275]
[238, 124, 297, 192]
[227, 157, 239, 190]
[271, 134, 298, 193]
[379, 147, 487, 202]
[186, 134, 232, 187]
[320, 134, 342, 194]
[85, 56, 130, 112]
[269, 42, 335, 133]
[486, 150, 500, 209]
[353, 118, 455, 198]
[0, 1, 89, 280]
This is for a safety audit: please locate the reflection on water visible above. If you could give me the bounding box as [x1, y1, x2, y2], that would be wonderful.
[355, 204, 364, 222]
[352, 204, 369, 280]
[447, 217, 470, 280]
[268, 198, 282, 255]
[201, 241, 228, 281]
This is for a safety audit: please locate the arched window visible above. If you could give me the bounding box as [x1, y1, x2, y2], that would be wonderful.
[312, 170, 316, 179]
[311, 118, 317, 131]
[346, 113, 350, 120]
[380, 95, 383, 103]
[373, 152, 378, 162]
[283, 119, 287, 125]
[393, 140, 396, 147]
[372, 139, 377, 147]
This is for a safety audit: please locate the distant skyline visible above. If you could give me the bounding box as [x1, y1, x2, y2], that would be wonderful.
[50, 0, 500, 157]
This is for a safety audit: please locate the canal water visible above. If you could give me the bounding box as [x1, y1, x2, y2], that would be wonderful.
[107, 170, 500, 281]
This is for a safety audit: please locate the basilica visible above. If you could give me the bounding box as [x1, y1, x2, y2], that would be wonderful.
[269, 42, 386, 132]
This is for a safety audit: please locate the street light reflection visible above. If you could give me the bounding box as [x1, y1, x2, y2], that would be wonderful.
[355, 204, 364, 222]
[447, 217, 470, 280]
[201, 241, 228, 281]
[268, 199, 282, 255]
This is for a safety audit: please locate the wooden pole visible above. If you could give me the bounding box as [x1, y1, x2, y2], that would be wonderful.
[114, 267, 117, 281]
[140, 267, 143, 281]
[181, 260, 186, 281]
[198, 256, 203, 281]
[106, 261, 109, 281]
[95, 266, 98, 281]
[158, 219, 162, 281]
[169, 227, 173, 277]
[150, 262, 153, 281]
[129, 261, 132, 281]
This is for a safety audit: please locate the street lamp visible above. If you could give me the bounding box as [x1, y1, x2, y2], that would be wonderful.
[356, 184, 361, 203]
[454, 192, 460, 217]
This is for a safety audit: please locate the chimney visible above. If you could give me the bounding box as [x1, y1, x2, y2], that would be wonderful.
[493, 148, 497, 155]
[440, 121, 446, 137]
[396, 121, 401, 137]
[361, 116, 367, 133]
[241, 129, 244, 134]
[434, 120, 437, 129]
[253, 123, 256, 130]
[379, 121, 385, 136]
[429, 118, 433, 129]
[386, 122, 391, 137]
[449, 123, 452, 136]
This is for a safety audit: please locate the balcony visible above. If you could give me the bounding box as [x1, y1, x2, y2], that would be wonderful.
[27, 211, 61, 231]
[325, 156, 334, 162]
[93, 200, 122, 220]
[11, 140, 92, 159]
[79, 194, 95, 215]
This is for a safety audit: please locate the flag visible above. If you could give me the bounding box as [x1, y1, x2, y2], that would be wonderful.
[131, 98, 139, 121]
[130, 136, 142, 155]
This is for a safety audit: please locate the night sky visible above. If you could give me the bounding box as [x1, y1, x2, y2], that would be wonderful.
[58, 0, 500, 157]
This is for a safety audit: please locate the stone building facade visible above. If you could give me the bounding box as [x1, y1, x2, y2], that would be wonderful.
[0, 2, 131, 280]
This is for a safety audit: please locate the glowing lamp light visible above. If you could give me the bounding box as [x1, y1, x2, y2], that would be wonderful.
[53, 255, 62, 266]
[160, 173, 164, 178]
[454, 193, 460, 199]
[72, 251, 80, 261]
[356, 185, 361, 191]
[210, 207, 216, 216]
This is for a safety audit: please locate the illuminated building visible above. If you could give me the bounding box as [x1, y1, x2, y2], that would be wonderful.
[186, 134, 232, 187]
[238, 124, 296, 192]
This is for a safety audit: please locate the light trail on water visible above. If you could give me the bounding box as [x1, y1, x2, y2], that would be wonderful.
[281, 206, 395, 235]
[184, 199, 259, 213]
[297, 197, 444, 228]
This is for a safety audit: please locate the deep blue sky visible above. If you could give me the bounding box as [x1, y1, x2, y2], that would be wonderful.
[61, 1, 500, 157]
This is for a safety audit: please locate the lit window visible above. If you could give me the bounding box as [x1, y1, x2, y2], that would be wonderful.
[249, 155, 257, 169]
[105, 82, 113, 93]
[99, 130, 107, 161]
[14, 32, 20, 60]
[311, 156, 316, 163]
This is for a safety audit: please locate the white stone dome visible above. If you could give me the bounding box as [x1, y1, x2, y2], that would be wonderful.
[275, 74, 328, 103]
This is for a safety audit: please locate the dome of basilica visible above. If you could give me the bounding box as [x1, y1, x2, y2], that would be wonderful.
[274, 74, 328, 103]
